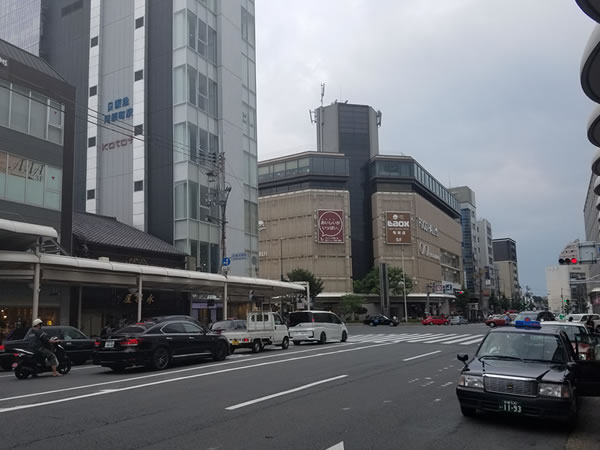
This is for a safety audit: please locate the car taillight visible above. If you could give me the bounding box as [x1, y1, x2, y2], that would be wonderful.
[0, 344, 4, 352]
[120, 338, 140, 347]
[94, 340, 101, 347]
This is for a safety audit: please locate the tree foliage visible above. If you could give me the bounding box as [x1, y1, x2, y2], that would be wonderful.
[353, 266, 413, 297]
[335, 294, 365, 320]
[286, 268, 324, 300]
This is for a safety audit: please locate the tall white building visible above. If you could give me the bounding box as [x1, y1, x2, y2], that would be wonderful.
[0, 0, 259, 276]
[476, 218, 496, 298]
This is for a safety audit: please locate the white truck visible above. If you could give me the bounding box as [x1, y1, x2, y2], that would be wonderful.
[211, 312, 290, 353]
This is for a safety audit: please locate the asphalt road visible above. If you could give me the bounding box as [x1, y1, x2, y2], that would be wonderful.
[1, 323, 599, 450]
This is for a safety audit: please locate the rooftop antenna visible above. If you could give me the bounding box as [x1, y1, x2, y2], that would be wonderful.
[320, 83, 325, 107]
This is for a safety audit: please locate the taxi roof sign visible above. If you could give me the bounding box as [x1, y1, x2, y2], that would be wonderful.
[514, 319, 542, 329]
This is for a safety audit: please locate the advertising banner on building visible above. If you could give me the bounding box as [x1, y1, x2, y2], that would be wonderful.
[317, 210, 344, 243]
[385, 212, 412, 244]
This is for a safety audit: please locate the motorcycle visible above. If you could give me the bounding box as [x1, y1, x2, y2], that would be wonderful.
[12, 339, 72, 379]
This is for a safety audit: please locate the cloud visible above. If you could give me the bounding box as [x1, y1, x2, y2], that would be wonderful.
[256, 0, 596, 292]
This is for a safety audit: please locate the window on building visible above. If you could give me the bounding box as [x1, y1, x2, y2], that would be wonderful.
[208, 26, 217, 64]
[88, 136, 96, 147]
[244, 200, 258, 235]
[134, 70, 143, 81]
[48, 101, 64, 145]
[25, 160, 44, 206]
[199, 242, 209, 272]
[134, 180, 143, 192]
[198, 128, 208, 159]
[189, 181, 199, 220]
[174, 122, 186, 162]
[0, 80, 9, 127]
[89, 85, 97, 97]
[188, 123, 198, 162]
[90, 36, 98, 47]
[0, 151, 6, 199]
[87, 189, 95, 200]
[44, 165, 62, 210]
[175, 182, 187, 219]
[209, 133, 219, 154]
[134, 124, 143, 136]
[197, 18, 208, 57]
[208, 79, 218, 117]
[241, 7, 255, 45]
[198, 73, 208, 111]
[187, 10, 197, 49]
[173, 65, 186, 104]
[29, 92, 47, 140]
[210, 243, 219, 273]
[135, 16, 144, 29]
[187, 65, 197, 106]
[173, 10, 186, 48]
[10, 85, 29, 134]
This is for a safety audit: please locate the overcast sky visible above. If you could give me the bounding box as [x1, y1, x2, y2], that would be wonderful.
[255, 0, 596, 296]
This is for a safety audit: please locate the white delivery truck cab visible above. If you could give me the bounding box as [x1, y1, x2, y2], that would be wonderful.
[219, 312, 289, 353]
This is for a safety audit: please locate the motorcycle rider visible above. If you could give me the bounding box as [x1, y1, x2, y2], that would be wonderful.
[28, 319, 60, 376]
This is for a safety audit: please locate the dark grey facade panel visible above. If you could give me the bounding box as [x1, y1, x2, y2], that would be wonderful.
[493, 239, 517, 263]
[0, 126, 63, 167]
[146, 0, 174, 243]
[0, 200, 61, 230]
[41, 0, 91, 212]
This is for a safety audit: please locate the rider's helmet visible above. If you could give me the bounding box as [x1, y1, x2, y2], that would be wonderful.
[32, 318, 43, 327]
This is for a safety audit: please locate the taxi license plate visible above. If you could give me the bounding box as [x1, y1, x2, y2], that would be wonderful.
[499, 400, 522, 413]
[105, 341, 115, 348]
[231, 339, 239, 345]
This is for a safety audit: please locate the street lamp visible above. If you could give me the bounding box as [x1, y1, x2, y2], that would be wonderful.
[401, 249, 408, 323]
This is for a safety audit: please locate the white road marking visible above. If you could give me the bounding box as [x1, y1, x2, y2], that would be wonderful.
[0, 365, 97, 378]
[440, 382, 453, 387]
[408, 378, 419, 383]
[0, 342, 359, 402]
[225, 375, 348, 411]
[404, 334, 447, 342]
[418, 334, 458, 343]
[402, 350, 442, 361]
[442, 335, 483, 344]
[433, 398, 441, 402]
[459, 337, 485, 345]
[0, 341, 403, 413]
[326, 442, 345, 450]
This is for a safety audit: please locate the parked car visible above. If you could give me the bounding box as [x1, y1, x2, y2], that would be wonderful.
[422, 316, 449, 326]
[288, 311, 348, 345]
[565, 314, 600, 333]
[93, 319, 229, 371]
[363, 315, 399, 327]
[515, 310, 555, 322]
[0, 325, 95, 370]
[211, 312, 290, 353]
[142, 315, 203, 327]
[450, 316, 468, 325]
[485, 315, 507, 328]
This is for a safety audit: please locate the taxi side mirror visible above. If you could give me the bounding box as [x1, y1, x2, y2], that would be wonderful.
[457, 353, 468, 363]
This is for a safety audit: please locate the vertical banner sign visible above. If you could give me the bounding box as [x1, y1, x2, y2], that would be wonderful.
[317, 210, 344, 243]
[385, 212, 412, 244]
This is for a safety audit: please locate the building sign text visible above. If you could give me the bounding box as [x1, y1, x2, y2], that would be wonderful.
[385, 212, 412, 244]
[317, 210, 344, 243]
[417, 217, 439, 237]
[104, 97, 133, 124]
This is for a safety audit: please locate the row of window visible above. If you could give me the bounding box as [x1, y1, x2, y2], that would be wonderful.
[0, 151, 62, 211]
[181, 239, 220, 274]
[86, 179, 143, 201]
[173, 121, 219, 164]
[258, 157, 349, 182]
[174, 180, 217, 222]
[0, 80, 64, 145]
[174, 9, 217, 64]
[174, 65, 218, 118]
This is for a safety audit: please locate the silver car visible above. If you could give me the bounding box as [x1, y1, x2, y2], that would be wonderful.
[450, 315, 468, 325]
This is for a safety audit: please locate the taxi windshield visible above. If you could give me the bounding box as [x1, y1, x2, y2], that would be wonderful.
[477, 332, 567, 364]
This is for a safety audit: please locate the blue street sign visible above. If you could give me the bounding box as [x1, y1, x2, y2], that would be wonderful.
[222, 257, 231, 266]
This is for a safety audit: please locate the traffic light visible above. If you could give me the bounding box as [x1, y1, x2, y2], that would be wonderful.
[558, 258, 578, 265]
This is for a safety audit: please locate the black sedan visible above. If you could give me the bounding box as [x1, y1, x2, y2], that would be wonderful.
[0, 326, 95, 370]
[456, 322, 600, 424]
[363, 315, 399, 327]
[93, 319, 229, 371]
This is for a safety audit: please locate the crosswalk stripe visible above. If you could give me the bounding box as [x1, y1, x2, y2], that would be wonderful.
[459, 337, 484, 345]
[442, 335, 483, 344]
[404, 334, 448, 342]
[422, 334, 472, 344]
[419, 334, 460, 343]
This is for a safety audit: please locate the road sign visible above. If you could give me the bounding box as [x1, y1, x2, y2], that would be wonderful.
[222, 257, 231, 266]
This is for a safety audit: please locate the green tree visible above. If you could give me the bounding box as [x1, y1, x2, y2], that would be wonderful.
[454, 289, 470, 314]
[499, 295, 510, 312]
[335, 294, 365, 320]
[488, 294, 499, 314]
[286, 268, 324, 301]
[353, 266, 413, 297]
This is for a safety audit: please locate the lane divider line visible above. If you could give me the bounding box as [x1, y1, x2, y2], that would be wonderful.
[225, 375, 348, 410]
[402, 350, 442, 361]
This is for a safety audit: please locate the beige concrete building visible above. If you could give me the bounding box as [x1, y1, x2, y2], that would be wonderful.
[495, 260, 519, 299]
[259, 189, 353, 292]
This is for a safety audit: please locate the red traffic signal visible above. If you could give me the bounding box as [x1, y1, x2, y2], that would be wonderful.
[558, 258, 578, 265]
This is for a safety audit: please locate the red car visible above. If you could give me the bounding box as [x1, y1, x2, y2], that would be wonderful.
[485, 315, 507, 327]
[422, 316, 449, 326]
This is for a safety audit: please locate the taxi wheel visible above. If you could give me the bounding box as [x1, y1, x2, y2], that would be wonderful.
[460, 406, 476, 417]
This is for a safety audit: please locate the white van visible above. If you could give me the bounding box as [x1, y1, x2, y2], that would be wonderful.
[288, 311, 348, 345]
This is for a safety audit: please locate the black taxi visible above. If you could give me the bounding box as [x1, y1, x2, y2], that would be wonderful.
[455, 318, 600, 424]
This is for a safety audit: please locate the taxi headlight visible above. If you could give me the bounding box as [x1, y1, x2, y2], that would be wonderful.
[538, 383, 570, 398]
[458, 375, 483, 389]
